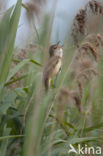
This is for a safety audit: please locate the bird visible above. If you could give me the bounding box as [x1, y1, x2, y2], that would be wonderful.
[43, 42, 63, 92]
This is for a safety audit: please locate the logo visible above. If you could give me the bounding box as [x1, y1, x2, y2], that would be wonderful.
[68, 144, 102, 155]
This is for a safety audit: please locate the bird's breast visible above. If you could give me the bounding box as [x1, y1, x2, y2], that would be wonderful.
[50, 59, 62, 77]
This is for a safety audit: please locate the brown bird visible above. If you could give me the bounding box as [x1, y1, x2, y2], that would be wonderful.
[43, 42, 63, 92]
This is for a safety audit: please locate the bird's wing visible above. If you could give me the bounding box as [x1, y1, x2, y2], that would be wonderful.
[43, 56, 60, 79]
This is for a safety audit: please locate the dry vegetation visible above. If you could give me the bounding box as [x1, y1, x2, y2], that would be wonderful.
[58, 33, 103, 115]
[72, 0, 103, 46]
[0, 0, 103, 156]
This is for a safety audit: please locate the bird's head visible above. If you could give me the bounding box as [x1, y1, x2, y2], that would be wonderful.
[49, 41, 63, 58]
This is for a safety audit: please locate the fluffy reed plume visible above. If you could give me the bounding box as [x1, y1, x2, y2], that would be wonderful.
[73, 33, 103, 96]
[87, 0, 103, 15]
[0, 0, 6, 11]
[0, 0, 7, 21]
[58, 34, 103, 113]
[22, 0, 47, 21]
[80, 33, 103, 60]
[15, 49, 27, 61]
[57, 88, 81, 118]
[7, 43, 39, 90]
[6, 49, 28, 89]
[22, 2, 40, 20]
[34, 0, 47, 5]
[85, 33, 103, 47]
[71, 9, 87, 47]
[71, 0, 103, 46]
[79, 42, 99, 61]
[71, 34, 103, 80]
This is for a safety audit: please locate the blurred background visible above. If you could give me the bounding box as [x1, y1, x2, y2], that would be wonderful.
[0, 0, 89, 47]
[0, 1, 103, 156]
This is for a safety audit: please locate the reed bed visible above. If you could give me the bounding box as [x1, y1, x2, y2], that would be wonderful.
[0, 0, 103, 156]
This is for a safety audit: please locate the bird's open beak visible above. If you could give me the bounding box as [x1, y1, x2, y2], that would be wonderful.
[57, 41, 63, 49]
[57, 41, 60, 45]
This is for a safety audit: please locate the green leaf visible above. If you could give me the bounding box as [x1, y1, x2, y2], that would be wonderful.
[30, 59, 42, 66]
[0, 128, 11, 156]
[84, 122, 103, 132]
[0, 0, 22, 102]
[67, 137, 103, 145]
[0, 0, 22, 85]
[5, 74, 27, 86]
[64, 121, 76, 130]
[0, 6, 13, 56]
[53, 139, 67, 145]
[7, 59, 42, 83]
[0, 91, 17, 114]
[0, 135, 24, 141]
[24, 92, 52, 156]
[7, 59, 30, 82]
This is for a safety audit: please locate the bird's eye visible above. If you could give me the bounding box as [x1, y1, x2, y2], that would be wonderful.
[53, 46, 57, 49]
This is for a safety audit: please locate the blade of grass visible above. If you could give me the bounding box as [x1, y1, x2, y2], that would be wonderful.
[5, 74, 27, 87]
[0, 0, 22, 85]
[0, 0, 22, 102]
[7, 59, 41, 82]
[67, 137, 103, 145]
[84, 122, 103, 132]
[0, 135, 24, 141]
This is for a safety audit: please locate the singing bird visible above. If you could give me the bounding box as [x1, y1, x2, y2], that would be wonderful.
[43, 42, 63, 92]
